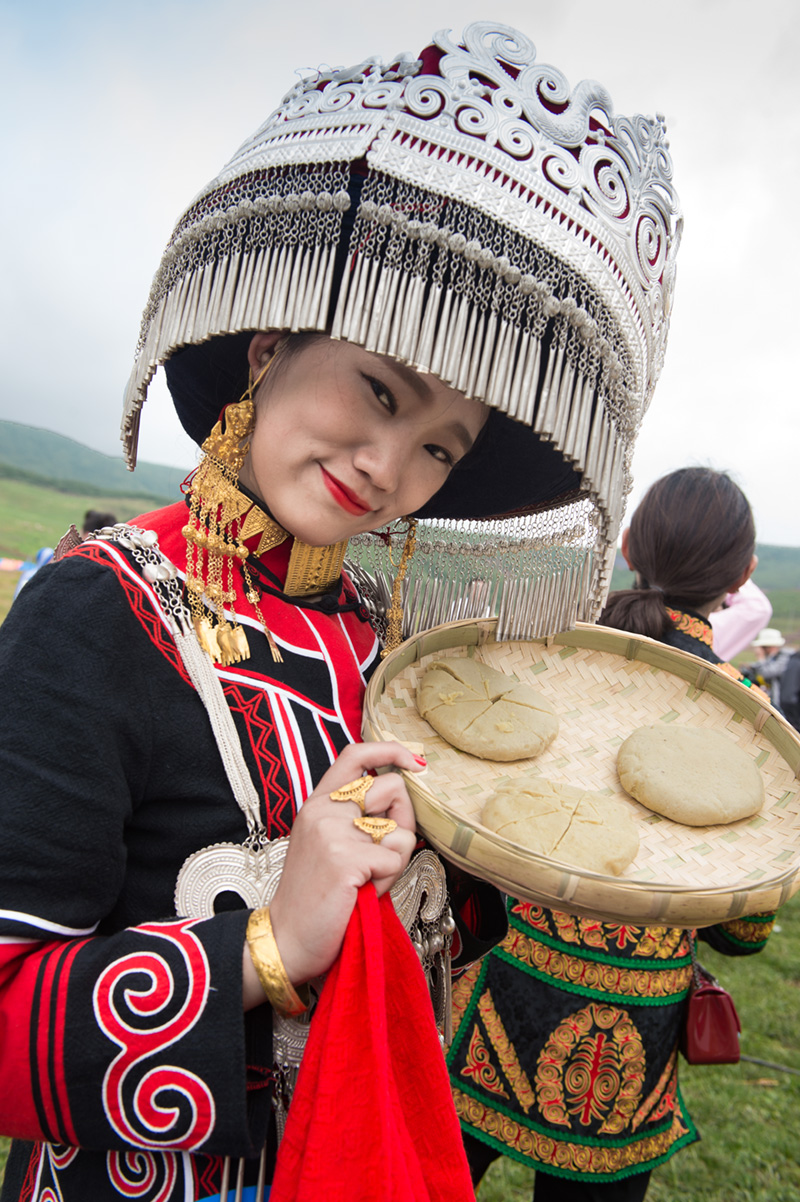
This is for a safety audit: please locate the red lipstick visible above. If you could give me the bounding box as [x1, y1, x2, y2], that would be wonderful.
[320, 467, 372, 515]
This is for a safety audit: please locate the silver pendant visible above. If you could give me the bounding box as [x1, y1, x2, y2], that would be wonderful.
[174, 834, 313, 1152]
[389, 850, 455, 1044]
[174, 837, 289, 919]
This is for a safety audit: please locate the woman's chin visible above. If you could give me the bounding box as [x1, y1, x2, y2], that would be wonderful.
[277, 513, 371, 547]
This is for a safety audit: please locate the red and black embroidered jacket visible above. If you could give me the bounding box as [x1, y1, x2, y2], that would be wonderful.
[0, 502, 407, 1201]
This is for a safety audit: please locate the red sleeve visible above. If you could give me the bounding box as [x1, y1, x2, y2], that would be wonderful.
[0, 912, 268, 1155]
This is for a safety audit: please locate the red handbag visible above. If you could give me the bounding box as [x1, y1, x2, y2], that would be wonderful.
[679, 933, 741, 1065]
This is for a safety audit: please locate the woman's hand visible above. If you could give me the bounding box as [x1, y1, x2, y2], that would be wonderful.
[244, 742, 423, 1004]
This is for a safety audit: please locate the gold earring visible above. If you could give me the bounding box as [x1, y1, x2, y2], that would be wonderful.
[183, 357, 285, 665]
[381, 518, 417, 657]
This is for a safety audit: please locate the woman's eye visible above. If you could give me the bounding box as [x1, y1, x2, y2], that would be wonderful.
[425, 444, 455, 467]
[366, 376, 396, 414]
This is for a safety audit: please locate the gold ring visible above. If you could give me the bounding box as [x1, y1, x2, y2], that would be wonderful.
[353, 816, 397, 844]
[330, 776, 375, 813]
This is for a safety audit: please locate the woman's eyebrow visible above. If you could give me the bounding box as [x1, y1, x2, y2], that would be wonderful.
[374, 353, 478, 454]
[449, 422, 477, 456]
[375, 354, 433, 402]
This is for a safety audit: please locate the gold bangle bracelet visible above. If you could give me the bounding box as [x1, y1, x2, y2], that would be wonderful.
[246, 906, 310, 1018]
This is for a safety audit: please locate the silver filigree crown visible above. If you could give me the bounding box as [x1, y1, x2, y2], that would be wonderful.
[123, 23, 682, 639]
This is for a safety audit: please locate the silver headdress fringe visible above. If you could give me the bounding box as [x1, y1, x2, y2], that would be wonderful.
[122, 23, 681, 640]
[347, 497, 598, 644]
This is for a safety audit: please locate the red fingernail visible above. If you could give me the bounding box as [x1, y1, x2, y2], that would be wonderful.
[413, 755, 427, 766]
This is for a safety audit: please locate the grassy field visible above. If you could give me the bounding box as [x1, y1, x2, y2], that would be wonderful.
[0, 476, 168, 562]
[0, 477, 172, 623]
[0, 573, 15, 626]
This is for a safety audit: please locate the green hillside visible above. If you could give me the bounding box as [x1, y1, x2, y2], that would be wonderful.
[752, 546, 800, 591]
[0, 420, 189, 502]
[0, 477, 172, 561]
[0, 421, 194, 625]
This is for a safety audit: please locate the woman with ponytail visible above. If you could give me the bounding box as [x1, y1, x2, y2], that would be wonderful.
[601, 467, 758, 671]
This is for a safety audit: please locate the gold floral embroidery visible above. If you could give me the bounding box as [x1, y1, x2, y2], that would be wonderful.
[632, 927, 687, 960]
[535, 1003, 645, 1135]
[453, 1090, 691, 1174]
[632, 1047, 678, 1131]
[477, 989, 536, 1114]
[509, 901, 551, 933]
[550, 911, 612, 949]
[549, 912, 583, 946]
[461, 1024, 509, 1100]
[666, 608, 713, 646]
[602, 923, 654, 950]
[503, 927, 693, 998]
[451, 960, 483, 1044]
[513, 908, 687, 960]
[722, 914, 776, 943]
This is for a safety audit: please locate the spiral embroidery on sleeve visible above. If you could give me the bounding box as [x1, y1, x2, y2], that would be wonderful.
[93, 919, 215, 1151]
[107, 1150, 178, 1202]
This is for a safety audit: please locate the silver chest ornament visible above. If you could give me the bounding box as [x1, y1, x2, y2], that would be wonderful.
[174, 832, 307, 1145]
[175, 836, 288, 916]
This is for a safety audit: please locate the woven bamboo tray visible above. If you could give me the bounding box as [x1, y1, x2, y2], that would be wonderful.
[363, 618, 800, 927]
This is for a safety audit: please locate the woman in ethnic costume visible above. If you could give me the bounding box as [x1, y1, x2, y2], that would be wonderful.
[0, 22, 681, 1202]
[452, 467, 776, 1201]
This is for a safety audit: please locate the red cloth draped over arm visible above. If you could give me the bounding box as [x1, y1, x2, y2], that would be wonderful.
[271, 885, 475, 1201]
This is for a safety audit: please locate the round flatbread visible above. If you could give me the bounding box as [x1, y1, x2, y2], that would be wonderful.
[616, 724, 765, 826]
[482, 777, 639, 876]
[416, 657, 558, 761]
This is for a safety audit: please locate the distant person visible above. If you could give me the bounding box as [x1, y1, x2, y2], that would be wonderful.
[81, 509, 117, 538]
[13, 545, 54, 600]
[13, 512, 118, 602]
[709, 576, 772, 661]
[742, 628, 794, 711]
[779, 651, 800, 732]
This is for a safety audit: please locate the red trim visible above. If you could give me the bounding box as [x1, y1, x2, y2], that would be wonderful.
[70, 543, 191, 686]
[49, 940, 88, 1147]
[17, 1140, 44, 1202]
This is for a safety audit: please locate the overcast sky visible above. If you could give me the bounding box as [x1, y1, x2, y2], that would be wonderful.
[2, 0, 798, 544]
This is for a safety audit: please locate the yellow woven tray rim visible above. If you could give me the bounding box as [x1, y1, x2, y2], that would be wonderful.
[363, 619, 800, 927]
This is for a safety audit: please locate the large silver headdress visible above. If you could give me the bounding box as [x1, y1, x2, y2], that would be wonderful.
[123, 23, 682, 640]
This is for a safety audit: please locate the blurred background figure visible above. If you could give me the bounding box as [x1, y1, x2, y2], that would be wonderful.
[709, 576, 772, 661]
[13, 546, 54, 600]
[741, 628, 794, 712]
[81, 509, 117, 538]
[779, 650, 800, 732]
[12, 510, 117, 601]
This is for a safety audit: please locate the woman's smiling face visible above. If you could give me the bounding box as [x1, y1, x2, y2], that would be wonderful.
[239, 333, 489, 546]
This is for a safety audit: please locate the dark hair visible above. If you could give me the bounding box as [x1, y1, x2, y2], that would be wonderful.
[82, 509, 117, 535]
[599, 467, 755, 639]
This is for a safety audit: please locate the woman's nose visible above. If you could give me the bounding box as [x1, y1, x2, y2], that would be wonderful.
[352, 439, 403, 494]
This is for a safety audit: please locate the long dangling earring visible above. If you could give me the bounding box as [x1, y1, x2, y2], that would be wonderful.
[183, 358, 285, 665]
[381, 518, 417, 657]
